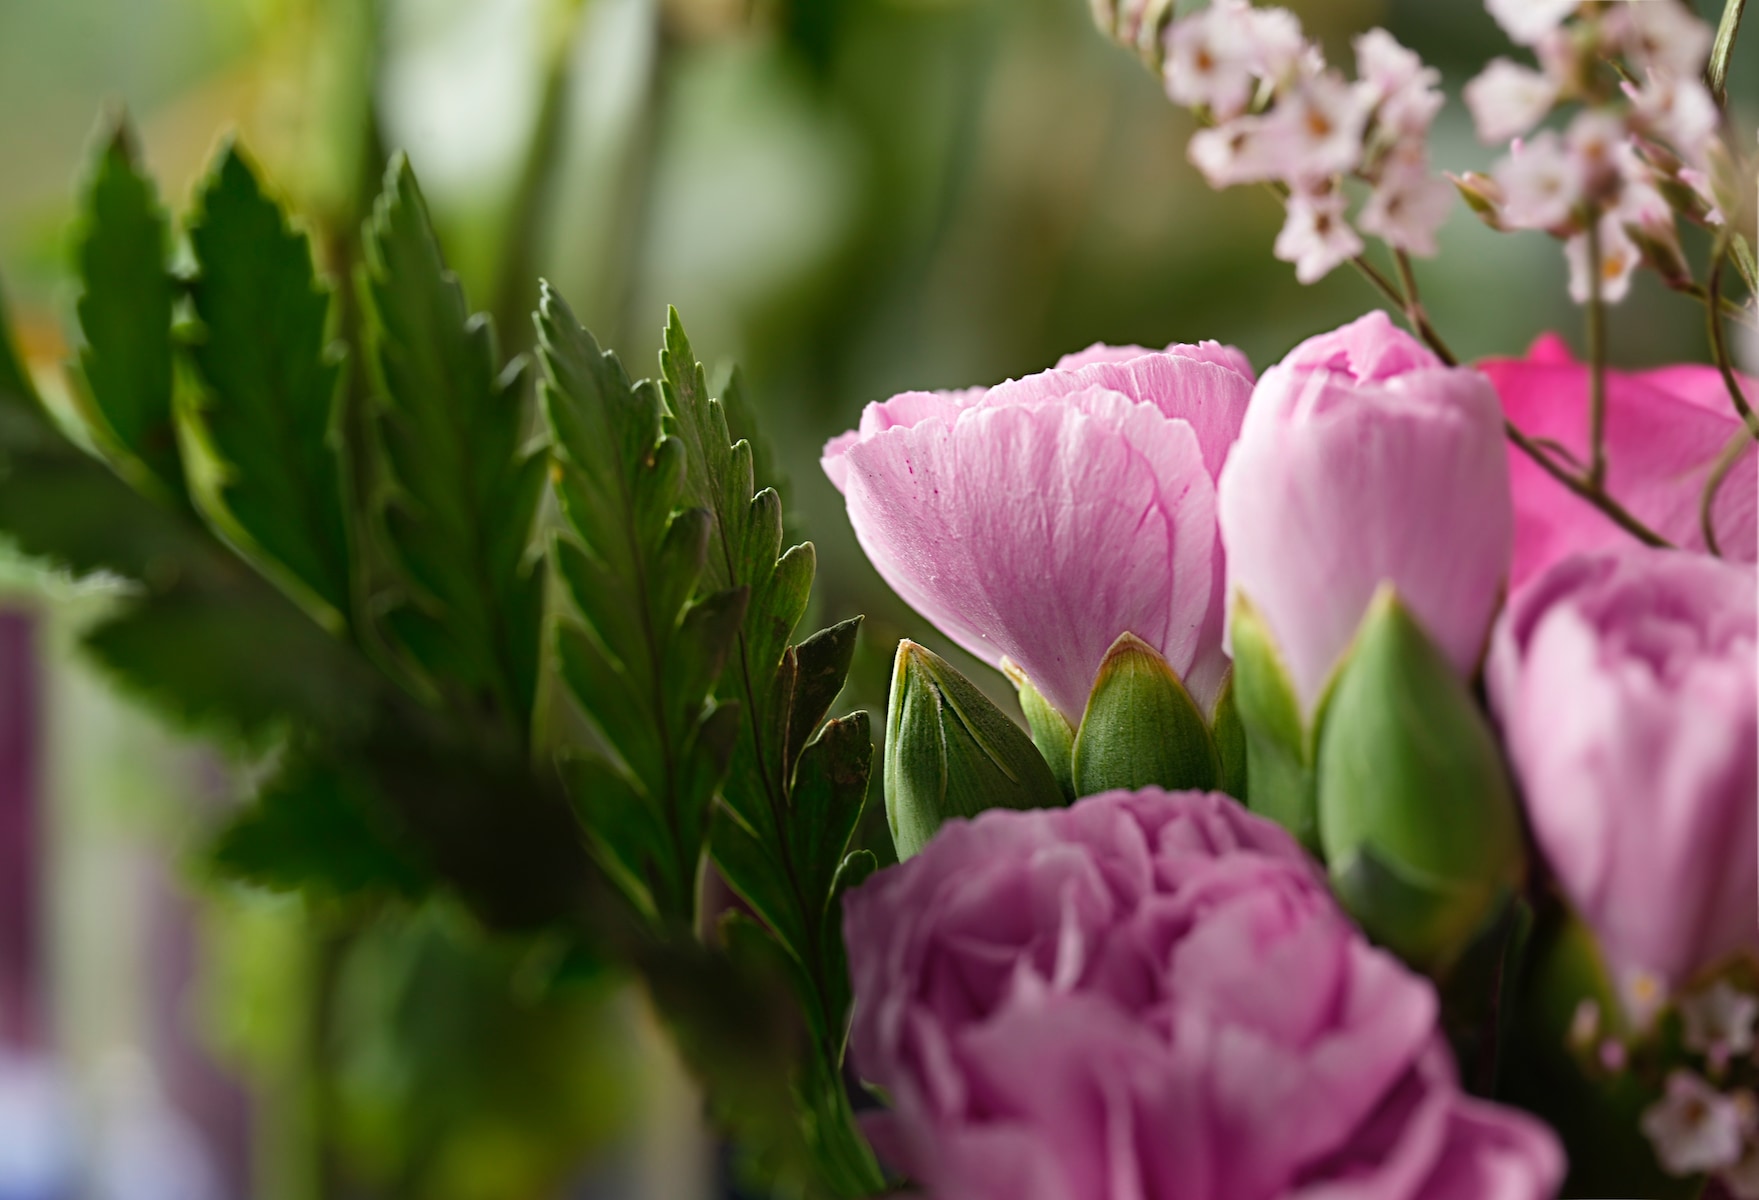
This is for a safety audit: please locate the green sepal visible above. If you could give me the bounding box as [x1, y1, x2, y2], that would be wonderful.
[1071, 632, 1217, 798]
[1209, 668, 1248, 799]
[1003, 657, 1075, 800]
[1316, 585, 1525, 975]
[1228, 593, 1318, 853]
[884, 640, 1063, 859]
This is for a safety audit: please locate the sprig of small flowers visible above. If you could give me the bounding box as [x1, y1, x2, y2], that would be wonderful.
[1567, 972, 1759, 1197]
[1160, 0, 1450, 283]
[1458, 0, 1745, 306]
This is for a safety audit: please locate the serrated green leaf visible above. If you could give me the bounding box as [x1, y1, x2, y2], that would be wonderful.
[558, 749, 669, 919]
[208, 751, 431, 898]
[72, 118, 180, 498]
[83, 582, 379, 744]
[669, 587, 750, 725]
[183, 142, 351, 630]
[362, 155, 545, 730]
[710, 806, 807, 953]
[788, 714, 872, 929]
[0, 279, 35, 408]
[786, 617, 860, 776]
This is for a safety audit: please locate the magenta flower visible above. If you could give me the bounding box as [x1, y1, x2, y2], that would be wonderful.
[823, 343, 1254, 721]
[843, 789, 1565, 1200]
[1478, 335, 1758, 588]
[1487, 546, 1757, 1005]
[1216, 311, 1514, 713]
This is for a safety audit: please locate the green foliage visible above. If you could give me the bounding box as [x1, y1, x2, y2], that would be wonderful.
[72, 118, 181, 499]
[539, 287, 747, 924]
[209, 751, 432, 900]
[361, 156, 547, 733]
[660, 312, 883, 1194]
[182, 142, 352, 631]
[1229, 593, 1319, 853]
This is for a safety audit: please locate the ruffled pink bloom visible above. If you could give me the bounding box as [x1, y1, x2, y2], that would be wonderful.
[823, 343, 1254, 720]
[1488, 546, 1757, 1003]
[844, 788, 1565, 1200]
[1217, 311, 1514, 714]
[1478, 335, 1758, 587]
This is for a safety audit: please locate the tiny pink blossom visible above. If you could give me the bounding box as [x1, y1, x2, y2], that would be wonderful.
[1494, 132, 1581, 231]
[1611, 0, 1715, 80]
[1629, 71, 1720, 166]
[1680, 166, 1726, 225]
[1264, 69, 1376, 183]
[1465, 58, 1558, 145]
[1565, 214, 1638, 304]
[1188, 116, 1281, 187]
[1641, 1071, 1750, 1176]
[1354, 28, 1443, 137]
[1274, 186, 1363, 284]
[1486, 0, 1579, 47]
[1163, 0, 1307, 120]
[1359, 149, 1454, 256]
[1564, 108, 1628, 203]
[1681, 982, 1759, 1064]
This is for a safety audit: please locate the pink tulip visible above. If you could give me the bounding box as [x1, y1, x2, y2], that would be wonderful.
[1478, 334, 1758, 588]
[823, 343, 1254, 721]
[1487, 546, 1757, 1005]
[843, 788, 1565, 1200]
[1217, 311, 1514, 713]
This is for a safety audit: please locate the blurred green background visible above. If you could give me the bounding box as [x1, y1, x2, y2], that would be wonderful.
[0, 0, 1751, 1196]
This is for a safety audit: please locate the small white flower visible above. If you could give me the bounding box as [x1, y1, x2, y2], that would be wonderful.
[1163, 0, 1308, 120]
[1565, 108, 1630, 204]
[1495, 131, 1581, 230]
[1486, 0, 1579, 47]
[1568, 999, 1602, 1051]
[1263, 69, 1377, 185]
[1567, 213, 1639, 304]
[1629, 71, 1720, 166]
[1682, 981, 1759, 1063]
[1641, 1071, 1750, 1176]
[1612, 0, 1715, 81]
[1188, 116, 1281, 187]
[1465, 58, 1558, 144]
[1354, 29, 1444, 137]
[1275, 186, 1363, 284]
[1723, 1130, 1759, 1200]
[1359, 150, 1453, 256]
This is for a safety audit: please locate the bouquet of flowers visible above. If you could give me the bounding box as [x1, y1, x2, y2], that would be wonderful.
[0, 0, 1753, 1196]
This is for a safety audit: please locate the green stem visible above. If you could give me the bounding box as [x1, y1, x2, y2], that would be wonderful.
[1586, 220, 1609, 489]
[1393, 250, 1460, 367]
[1699, 429, 1750, 555]
[1706, 246, 1759, 440]
[1707, 0, 1749, 107]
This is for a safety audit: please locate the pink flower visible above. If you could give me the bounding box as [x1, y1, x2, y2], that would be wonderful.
[843, 788, 1565, 1200]
[1163, 0, 1308, 120]
[1564, 213, 1639, 304]
[1217, 311, 1514, 714]
[1493, 131, 1581, 232]
[1477, 335, 1758, 587]
[1485, 0, 1578, 48]
[1487, 547, 1758, 1003]
[1359, 148, 1454, 257]
[1465, 59, 1558, 145]
[1354, 29, 1444, 138]
[823, 343, 1254, 721]
[1275, 185, 1364, 283]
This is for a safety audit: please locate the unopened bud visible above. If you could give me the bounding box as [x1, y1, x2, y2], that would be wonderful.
[1070, 632, 1218, 797]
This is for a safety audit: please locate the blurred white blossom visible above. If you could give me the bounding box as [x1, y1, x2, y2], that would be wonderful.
[1641, 1071, 1751, 1176]
[1465, 58, 1557, 144]
[1275, 185, 1362, 283]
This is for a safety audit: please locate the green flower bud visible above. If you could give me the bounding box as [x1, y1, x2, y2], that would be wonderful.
[884, 640, 1065, 859]
[1003, 657, 1075, 801]
[1070, 633, 1218, 797]
[1316, 586, 1525, 975]
[1227, 594, 1319, 854]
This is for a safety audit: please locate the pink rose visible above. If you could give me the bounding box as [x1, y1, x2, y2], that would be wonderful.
[844, 789, 1565, 1200]
[1217, 311, 1514, 713]
[1488, 546, 1758, 1001]
[1478, 334, 1758, 588]
[823, 343, 1254, 721]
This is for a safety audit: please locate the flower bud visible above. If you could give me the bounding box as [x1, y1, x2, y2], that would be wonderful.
[1227, 593, 1317, 853]
[884, 640, 1065, 859]
[1070, 633, 1219, 797]
[1002, 657, 1075, 800]
[1449, 171, 1508, 231]
[1317, 587, 1525, 975]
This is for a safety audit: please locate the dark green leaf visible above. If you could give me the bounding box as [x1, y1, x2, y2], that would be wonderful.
[183, 142, 351, 630]
[558, 749, 670, 919]
[208, 751, 431, 898]
[72, 117, 180, 498]
[362, 155, 545, 729]
[788, 713, 872, 931]
[786, 617, 861, 775]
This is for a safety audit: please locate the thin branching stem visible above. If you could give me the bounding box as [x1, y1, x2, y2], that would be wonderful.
[1706, 247, 1759, 440]
[1585, 220, 1609, 489]
[1708, 0, 1749, 107]
[1700, 430, 1751, 556]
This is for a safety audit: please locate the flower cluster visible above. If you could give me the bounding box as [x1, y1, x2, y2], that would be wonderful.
[1168, 2, 1451, 282]
[1630, 978, 1759, 1197]
[1461, 0, 1726, 303]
